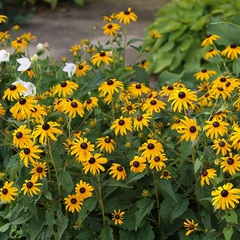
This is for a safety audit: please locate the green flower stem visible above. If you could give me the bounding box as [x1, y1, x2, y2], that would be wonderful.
[152, 171, 161, 228]
[96, 175, 106, 227]
[122, 25, 129, 65]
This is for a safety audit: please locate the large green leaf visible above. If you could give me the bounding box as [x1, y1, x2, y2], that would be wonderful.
[223, 226, 233, 240]
[77, 198, 98, 222]
[59, 170, 74, 194]
[158, 179, 177, 203]
[100, 226, 114, 240]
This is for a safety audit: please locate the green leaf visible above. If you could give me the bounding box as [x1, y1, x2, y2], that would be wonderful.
[223, 226, 233, 240]
[100, 226, 114, 240]
[133, 66, 149, 87]
[152, 52, 174, 74]
[44, 0, 58, 9]
[135, 198, 155, 230]
[0, 223, 10, 233]
[194, 157, 202, 174]
[225, 211, 238, 224]
[180, 140, 192, 168]
[158, 70, 184, 86]
[59, 170, 74, 194]
[179, 35, 193, 51]
[160, 21, 183, 34]
[78, 198, 98, 222]
[158, 179, 178, 203]
[107, 179, 133, 188]
[29, 210, 46, 239]
[169, 198, 189, 222]
[125, 171, 147, 184]
[190, 15, 209, 31]
[74, 0, 84, 6]
[127, 38, 144, 46]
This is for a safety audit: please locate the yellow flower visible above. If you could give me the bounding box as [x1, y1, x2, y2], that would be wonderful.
[91, 50, 114, 67]
[205, 49, 221, 59]
[194, 69, 217, 81]
[110, 116, 133, 136]
[69, 44, 81, 56]
[222, 43, 240, 60]
[96, 136, 115, 153]
[30, 161, 48, 180]
[102, 22, 121, 36]
[75, 61, 91, 77]
[220, 153, 240, 176]
[13, 125, 32, 148]
[11, 37, 28, 52]
[200, 169, 216, 187]
[21, 175, 42, 196]
[64, 194, 83, 213]
[149, 29, 162, 38]
[108, 163, 127, 180]
[0, 15, 7, 23]
[201, 34, 220, 46]
[115, 7, 138, 24]
[130, 156, 146, 173]
[112, 209, 125, 225]
[98, 78, 123, 96]
[183, 219, 198, 236]
[0, 181, 18, 203]
[75, 180, 94, 200]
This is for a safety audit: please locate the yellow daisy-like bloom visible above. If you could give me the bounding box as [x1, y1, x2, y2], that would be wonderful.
[0, 15, 7, 23]
[203, 119, 229, 140]
[211, 182, 240, 210]
[211, 138, 231, 156]
[102, 22, 121, 36]
[200, 169, 217, 187]
[149, 29, 162, 38]
[138, 139, 164, 160]
[30, 161, 48, 180]
[64, 194, 83, 213]
[177, 116, 201, 142]
[160, 169, 172, 179]
[222, 43, 240, 60]
[128, 83, 150, 98]
[168, 88, 198, 113]
[159, 84, 176, 97]
[183, 219, 198, 236]
[108, 163, 127, 180]
[209, 85, 231, 100]
[95, 136, 115, 153]
[201, 34, 220, 47]
[83, 97, 98, 111]
[75, 180, 94, 200]
[0, 181, 18, 203]
[138, 60, 149, 70]
[230, 126, 240, 150]
[19, 141, 43, 167]
[0, 31, 10, 44]
[205, 49, 221, 59]
[82, 153, 108, 175]
[197, 81, 210, 92]
[61, 99, 84, 118]
[21, 175, 42, 197]
[112, 209, 125, 225]
[141, 98, 166, 115]
[220, 153, 240, 176]
[198, 91, 214, 108]
[63, 138, 73, 153]
[130, 156, 146, 173]
[21, 32, 36, 42]
[75, 61, 91, 77]
[33, 121, 63, 145]
[12, 125, 32, 148]
[133, 114, 152, 132]
[53, 80, 79, 98]
[2, 83, 27, 101]
[21, 68, 36, 79]
[121, 101, 138, 115]
[69, 44, 81, 56]
[98, 78, 123, 97]
[194, 69, 217, 81]
[148, 153, 168, 171]
[29, 104, 48, 123]
[70, 137, 94, 162]
[0, 103, 6, 117]
[110, 116, 133, 136]
[11, 37, 28, 52]
[115, 7, 138, 24]
[91, 50, 114, 67]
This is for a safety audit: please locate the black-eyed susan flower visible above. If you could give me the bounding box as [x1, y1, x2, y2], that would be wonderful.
[102, 22, 121, 36]
[98, 78, 123, 96]
[2, 83, 27, 101]
[201, 34, 220, 47]
[0, 181, 18, 203]
[194, 69, 217, 81]
[70, 137, 94, 162]
[198, 81, 210, 92]
[0, 15, 7, 23]
[159, 84, 176, 97]
[0, 31, 10, 44]
[75, 61, 91, 77]
[19, 141, 43, 167]
[121, 101, 138, 115]
[209, 85, 231, 100]
[95, 136, 115, 153]
[112, 209, 125, 225]
[160, 169, 172, 179]
[142, 98, 166, 115]
[75, 180, 94, 200]
[133, 114, 151, 132]
[138, 139, 164, 160]
[115, 7, 137, 24]
[212, 138, 231, 156]
[64, 194, 83, 213]
[0, 103, 5, 117]
[21, 175, 42, 196]
[53, 80, 79, 98]
[205, 49, 221, 59]
[220, 153, 240, 176]
[230, 126, 240, 150]
[11, 37, 28, 52]
[29, 104, 48, 123]
[148, 153, 168, 171]
[170, 116, 182, 131]
[61, 99, 84, 118]
[30, 161, 48, 180]
[83, 97, 98, 111]
[183, 219, 198, 236]
[108, 163, 127, 180]
[21, 32, 36, 42]
[69, 44, 81, 56]
[130, 156, 146, 173]
[203, 119, 229, 140]
[138, 60, 149, 70]
[149, 29, 162, 38]
[82, 153, 107, 175]
[200, 169, 217, 187]
[168, 87, 197, 113]
[211, 182, 240, 210]
[177, 116, 201, 142]
[12, 125, 32, 148]
[33, 121, 63, 145]
[110, 116, 133, 136]
[222, 43, 240, 60]
[128, 82, 150, 98]
[91, 50, 114, 67]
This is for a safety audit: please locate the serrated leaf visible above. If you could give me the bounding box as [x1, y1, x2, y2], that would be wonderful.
[160, 198, 176, 223]
[100, 226, 114, 240]
[59, 170, 74, 193]
[78, 198, 98, 222]
[158, 179, 177, 203]
[225, 211, 238, 224]
[170, 198, 189, 222]
[223, 226, 233, 240]
[194, 157, 202, 174]
[135, 198, 155, 230]
[125, 171, 147, 184]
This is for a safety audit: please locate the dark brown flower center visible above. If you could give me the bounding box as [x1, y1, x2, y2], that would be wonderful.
[86, 98, 92, 104]
[78, 65, 83, 70]
[202, 170, 208, 177]
[220, 77, 226, 82]
[137, 115, 143, 121]
[2, 188, 8, 195]
[118, 119, 125, 126]
[71, 198, 77, 204]
[71, 102, 78, 108]
[154, 156, 160, 162]
[24, 148, 30, 154]
[61, 81, 67, 87]
[178, 91, 186, 99]
[150, 100, 156, 105]
[167, 85, 173, 90]
[221, 190, 228, 197]
[127, 105, 132, 110]
[104, 137, 111, 143]
[133, 161, 140, 167]
[204, 93, 209, 97]
[135, 84, 141, 89]
[17, 39, 22, 43]
[27, 182, 33, 189]
[163, 171, 169, 177]
[16, 132, 23, 139]
[190, 126, 197, 133]
[147, 143, 154, 149]
[189, 224, 195, 230]
[19, 98, 26, 105]
[100, 51, 106, 57]
[117, 166, 123, 171]
[89, 157, 95, 164]
[206, 34, 212, 38]
[227, 158, 234, 165]
[225, 82, 230, 87]
[107, 24, 113, 29]
[107, 79, 113, 85]
[37, 167, 43, 173]
[201, 69, 207, 73]
[124, 10, 130, 15]
[10, 85, 17, 91]
[230, 43, 237, 48]
[209, 49, 214, 52]
[217, 87, 223, 91]
[219, 141, 225, 147]
[80, 187, 86, 193]
[80, 142, 88, 149]
[212, 121, 219, 128]
[42, 123, 50, 130]
[115, 214, 120, 219]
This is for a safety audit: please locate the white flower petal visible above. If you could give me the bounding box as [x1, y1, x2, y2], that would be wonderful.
[0, 49, 10, 63]
[17, 57, 31, 71]
[63, 63, 76, 77]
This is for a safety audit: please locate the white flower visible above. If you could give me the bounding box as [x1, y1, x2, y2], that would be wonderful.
[0, 49, 10, 63]
[12, 78, 36, 96]
[16, 57, 31, 71]
[30, 54, 38, 62]
[63, 63, 76, 78]
[36, 43, 44, 51]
